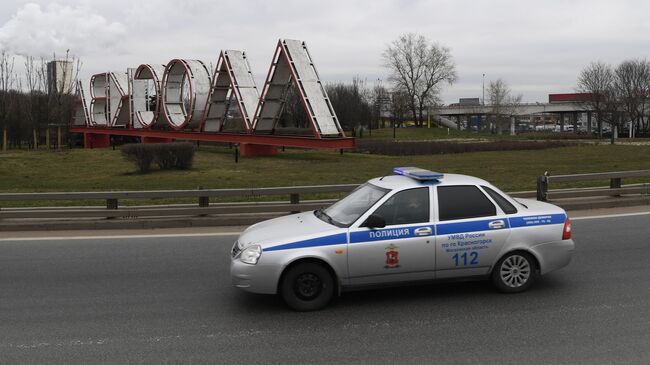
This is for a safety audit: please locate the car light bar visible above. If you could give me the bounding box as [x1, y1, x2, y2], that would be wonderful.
[393, 167, 444, 181]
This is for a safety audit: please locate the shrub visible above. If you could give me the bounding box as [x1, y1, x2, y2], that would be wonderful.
[121, 144, 154, 173]
[152, 142, 195, 170]
[121, 142, 195, 173]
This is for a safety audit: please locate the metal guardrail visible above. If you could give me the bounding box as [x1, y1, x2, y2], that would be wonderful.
[4, 170, 648, 221]
[536, 170, 650, 201]
[0, 184, 536, 220]
[0, 185, 359, 219]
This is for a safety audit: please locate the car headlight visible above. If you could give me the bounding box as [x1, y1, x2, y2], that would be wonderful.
[240, 245, 262, 265]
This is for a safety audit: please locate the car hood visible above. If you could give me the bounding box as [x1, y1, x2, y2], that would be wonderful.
[236, 211, 343, 250]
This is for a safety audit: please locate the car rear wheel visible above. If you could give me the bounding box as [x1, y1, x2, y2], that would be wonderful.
[492, 252, 537, 293]
[280, 262, 335, 311]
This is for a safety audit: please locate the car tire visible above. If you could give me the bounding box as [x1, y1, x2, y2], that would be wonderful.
[280, 262, 335, 311]
[492, 251, 537, 293]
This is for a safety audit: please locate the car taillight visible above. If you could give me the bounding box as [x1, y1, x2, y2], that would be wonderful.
[562, 217, 572, 240]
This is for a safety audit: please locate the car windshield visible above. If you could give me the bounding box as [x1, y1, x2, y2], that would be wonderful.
[317, 183, 389, 227]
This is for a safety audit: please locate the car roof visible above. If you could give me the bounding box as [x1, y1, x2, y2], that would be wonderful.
[368, 173, 490, 191]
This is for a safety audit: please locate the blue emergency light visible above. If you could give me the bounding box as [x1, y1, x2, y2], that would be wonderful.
[393, 167, 444, 181]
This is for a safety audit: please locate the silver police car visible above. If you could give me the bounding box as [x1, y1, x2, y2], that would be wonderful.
[230, 167, 574, 311]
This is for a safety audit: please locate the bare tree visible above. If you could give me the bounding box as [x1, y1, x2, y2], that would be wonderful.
[577, 61, 617, 137]
[23, 57, 43, 133]
[614, 59, 650, 136]
[325, 78, 373, 134]
[487, 78, 522, 134]
[0, 51, 16, 147]
[382, 33, 457, 127]
[390, 89, 410, 127]
[372, 80, 389, 129]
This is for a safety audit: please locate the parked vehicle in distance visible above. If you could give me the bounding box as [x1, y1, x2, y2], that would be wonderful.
[230, 167, 575, 311]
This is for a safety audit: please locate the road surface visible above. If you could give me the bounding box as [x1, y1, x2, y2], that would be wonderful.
[1, 213, 649, 364]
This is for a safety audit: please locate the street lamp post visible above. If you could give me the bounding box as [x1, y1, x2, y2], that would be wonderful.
[482, 73, 485, 106]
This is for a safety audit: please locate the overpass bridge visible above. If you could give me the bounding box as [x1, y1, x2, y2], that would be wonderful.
[436, 101, 601, 135]
[438, 102, 588, 116]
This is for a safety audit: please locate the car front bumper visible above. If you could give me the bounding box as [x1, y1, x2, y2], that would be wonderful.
[230, 259, 282, 295]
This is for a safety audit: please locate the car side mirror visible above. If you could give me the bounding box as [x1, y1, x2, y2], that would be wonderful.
[363, 214, 386, 228]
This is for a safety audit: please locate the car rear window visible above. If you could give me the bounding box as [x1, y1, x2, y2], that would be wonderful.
[437, 185, 496, 221]
[481, 186, 518, 214]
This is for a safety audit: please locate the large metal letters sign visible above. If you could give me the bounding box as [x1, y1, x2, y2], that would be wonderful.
[253, 40, 342, 136]
[108, 72, 129, 127]
[161, 59, 211, 130]
[89, 73, 108, 126]
[131, 64, 165, 128]
[203, 50, 259, 132]
[76, 39, 344, 138]
[72, 80, 89, 126]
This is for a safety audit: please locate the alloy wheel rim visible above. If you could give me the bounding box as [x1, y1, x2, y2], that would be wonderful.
[294, 273, 322, 300]
[500, 255, 531, 288]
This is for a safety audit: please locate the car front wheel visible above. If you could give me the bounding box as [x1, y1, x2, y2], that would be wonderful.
[492, 252, 537, 293]
[280, 262, 335, 311]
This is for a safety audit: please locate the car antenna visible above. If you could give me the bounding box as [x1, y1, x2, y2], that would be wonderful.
[379, 176, 386, 180]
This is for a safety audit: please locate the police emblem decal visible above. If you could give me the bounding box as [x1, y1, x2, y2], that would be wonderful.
[384, 244, 400, 269]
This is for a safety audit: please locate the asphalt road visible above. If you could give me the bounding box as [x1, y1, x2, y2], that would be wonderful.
[1, 214, 650, 364]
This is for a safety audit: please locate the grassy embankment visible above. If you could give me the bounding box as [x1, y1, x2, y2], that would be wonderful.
[1, 141, 650, 207]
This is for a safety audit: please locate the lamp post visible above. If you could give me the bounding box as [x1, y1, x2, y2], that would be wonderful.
[482, 73, 485, 106]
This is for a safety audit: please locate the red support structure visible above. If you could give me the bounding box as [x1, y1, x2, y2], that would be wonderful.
[240, 143, 278, 157]
[142, 136, 173, 144]
[69, 127, 355, 152]
[83, 133, 111, 149]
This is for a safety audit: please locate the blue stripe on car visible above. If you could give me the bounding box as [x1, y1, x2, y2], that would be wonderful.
[262, 214, 566, 251]
[263, 233, 347, 252]
[349, 225, 434, 243]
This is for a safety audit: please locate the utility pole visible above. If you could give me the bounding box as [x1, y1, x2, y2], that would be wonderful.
[482, 73, 485, 106]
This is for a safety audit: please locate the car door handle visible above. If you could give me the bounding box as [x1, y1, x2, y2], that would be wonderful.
[414, 227, 432, 236]
[488, 220, 506, 229]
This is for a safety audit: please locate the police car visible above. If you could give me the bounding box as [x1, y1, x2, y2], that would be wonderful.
[230, 167, 574, 311]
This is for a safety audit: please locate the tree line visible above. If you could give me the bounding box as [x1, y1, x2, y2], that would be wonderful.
[577, 60, 650, 136]
[0, 51, 79, 149]
[276, 77, 414, 135]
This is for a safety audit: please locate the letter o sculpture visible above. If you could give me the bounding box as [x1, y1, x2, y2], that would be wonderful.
[132, 64, 165, 128]
[161, 59, 211, 130]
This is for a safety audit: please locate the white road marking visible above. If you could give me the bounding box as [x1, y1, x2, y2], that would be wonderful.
[571, 211, 650, 221]
[0, 232, 242, 242]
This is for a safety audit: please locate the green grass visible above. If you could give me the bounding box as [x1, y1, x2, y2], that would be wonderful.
[2, 144, 650, 198]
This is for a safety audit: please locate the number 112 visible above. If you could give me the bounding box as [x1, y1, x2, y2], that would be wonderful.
[452, 252, 478, 266]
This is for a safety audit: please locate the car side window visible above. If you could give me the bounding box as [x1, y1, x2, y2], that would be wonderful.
[438, 185, 496, 221]
[372, 188, 430, 226]
[481, 186, 518, 214]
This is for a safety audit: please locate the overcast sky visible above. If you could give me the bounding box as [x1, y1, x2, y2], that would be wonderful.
[1, 0, 649, 104]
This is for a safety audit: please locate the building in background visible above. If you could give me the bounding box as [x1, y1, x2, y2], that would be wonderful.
[47, 60, 73, 94]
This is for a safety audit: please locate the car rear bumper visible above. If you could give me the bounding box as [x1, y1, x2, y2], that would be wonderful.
[533, 239, 575, 275]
